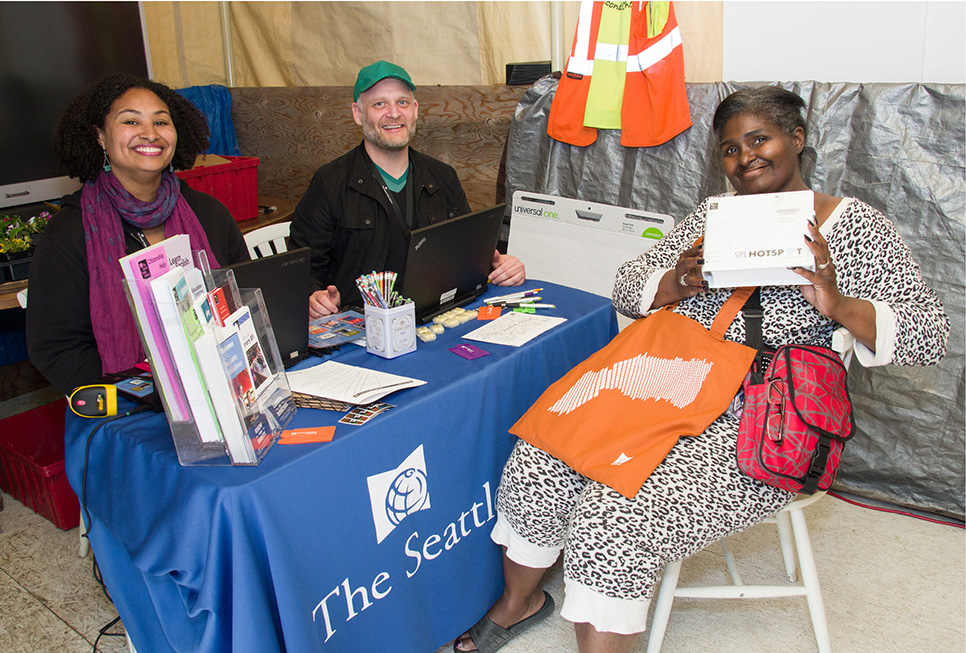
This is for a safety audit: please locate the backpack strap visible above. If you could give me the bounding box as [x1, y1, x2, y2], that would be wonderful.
[741, 287, 766, 383]
[709, 286, 756, 339]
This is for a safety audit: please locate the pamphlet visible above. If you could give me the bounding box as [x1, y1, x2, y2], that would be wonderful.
[150, 267, 224, 443]
[286, 361, 425, 405]
[119, 236, 194, 421]
[119, 234, 191, 281]
[218, 331, 259, 410]
[207, 284, 235, 326]
[112, 375, 154, 402]
[463, 311, 566, 347]
[192, 294, 216, 327]
[224, 306, 272, 398]
[308, 310, 366, 349]
[195, 330, 255, 463]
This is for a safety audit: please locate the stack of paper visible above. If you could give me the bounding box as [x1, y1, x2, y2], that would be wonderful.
[286, 361, 425, 405]
[463, 311, 567, 347]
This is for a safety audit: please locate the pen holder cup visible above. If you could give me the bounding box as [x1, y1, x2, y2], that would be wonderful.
[365, 303, 417, 359]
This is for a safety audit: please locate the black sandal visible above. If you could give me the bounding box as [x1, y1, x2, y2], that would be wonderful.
[454, 590, 555, 653]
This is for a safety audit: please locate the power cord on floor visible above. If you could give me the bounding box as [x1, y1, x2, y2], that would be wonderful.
[92, 553, 111, 603]
[828, 490, 965, 529]
[92, 615, 126, 652]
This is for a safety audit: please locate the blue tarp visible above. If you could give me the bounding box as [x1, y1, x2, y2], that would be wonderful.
[175, 84, 241, 157]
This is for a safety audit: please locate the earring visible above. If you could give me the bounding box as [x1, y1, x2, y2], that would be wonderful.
[169, 163, 175, 173]
[102, 149, 112, 173]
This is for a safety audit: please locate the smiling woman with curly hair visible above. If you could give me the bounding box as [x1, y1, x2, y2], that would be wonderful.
[53, 74, 212, 182]
[26, 73, 250, 395]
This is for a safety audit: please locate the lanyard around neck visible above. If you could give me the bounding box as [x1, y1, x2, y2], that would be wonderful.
[367, 157, 414, 230]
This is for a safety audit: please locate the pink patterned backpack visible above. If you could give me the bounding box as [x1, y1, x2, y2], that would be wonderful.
[736, 343, 854, 494]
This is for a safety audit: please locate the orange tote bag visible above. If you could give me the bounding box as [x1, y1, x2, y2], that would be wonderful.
[510, 287, 757, 498]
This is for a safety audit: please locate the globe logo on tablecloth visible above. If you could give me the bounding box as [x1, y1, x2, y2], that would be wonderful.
[367, 445, 431, 543]
[385, 468, 429, 525]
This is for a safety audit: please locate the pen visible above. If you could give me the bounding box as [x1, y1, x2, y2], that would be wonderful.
[497, 298, 542, 307]
[352, 381, 414, 398]
[510, 303, 555, 309]
[485, 288, 544, 304]
[483, 288, 543, 303]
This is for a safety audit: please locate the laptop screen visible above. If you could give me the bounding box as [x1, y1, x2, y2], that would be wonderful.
[400, 204, 505, 324]
[223, 247, 311, 367]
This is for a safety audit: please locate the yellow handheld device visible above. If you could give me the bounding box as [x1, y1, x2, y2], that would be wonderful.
[69, 384, 118, 418]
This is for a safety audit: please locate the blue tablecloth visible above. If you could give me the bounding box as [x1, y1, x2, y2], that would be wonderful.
[64, 281, 617, 652]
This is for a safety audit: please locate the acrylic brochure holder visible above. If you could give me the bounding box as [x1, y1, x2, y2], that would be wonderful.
[122, 256, 294, 466]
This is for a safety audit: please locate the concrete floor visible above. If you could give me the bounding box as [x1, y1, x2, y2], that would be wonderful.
[1, 488, 963, 653]
[436, 495, 966, 653]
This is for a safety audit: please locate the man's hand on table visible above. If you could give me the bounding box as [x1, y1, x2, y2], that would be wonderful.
[489, 251, 526, 286]
[309, 286, 341, 319]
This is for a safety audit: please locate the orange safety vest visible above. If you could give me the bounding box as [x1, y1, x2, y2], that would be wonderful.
[547, 1, 692, 148]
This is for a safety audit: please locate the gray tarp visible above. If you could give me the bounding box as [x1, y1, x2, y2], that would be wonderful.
[506, 77, 965, 519]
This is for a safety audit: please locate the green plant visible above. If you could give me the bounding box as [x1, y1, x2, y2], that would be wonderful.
[0, 210, 50, 254]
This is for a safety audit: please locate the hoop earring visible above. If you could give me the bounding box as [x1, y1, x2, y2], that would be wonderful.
[102, 149, 112, 173]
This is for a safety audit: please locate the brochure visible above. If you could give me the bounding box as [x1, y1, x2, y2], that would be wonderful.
[308, 310, 367, 349]
[150, 267, 224, 443]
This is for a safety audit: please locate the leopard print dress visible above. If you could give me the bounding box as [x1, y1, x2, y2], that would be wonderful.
[495, 197, 948, 611]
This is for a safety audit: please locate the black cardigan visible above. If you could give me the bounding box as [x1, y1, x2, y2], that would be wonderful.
[25, 181, 250, 395]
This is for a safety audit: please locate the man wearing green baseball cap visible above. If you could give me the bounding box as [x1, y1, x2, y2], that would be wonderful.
[291, 61, 526, 318]
[353, 60, 416, 101]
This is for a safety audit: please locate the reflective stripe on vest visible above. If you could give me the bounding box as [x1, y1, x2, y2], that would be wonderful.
[548, 1, 691, 148]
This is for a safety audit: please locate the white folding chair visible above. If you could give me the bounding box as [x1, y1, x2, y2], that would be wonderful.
[243, 221, 291, 259]
[79, 513, 90, 557]
[646, 492, 830, 653]
[647, 331, 855, 652]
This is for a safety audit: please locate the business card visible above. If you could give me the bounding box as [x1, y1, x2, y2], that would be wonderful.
[450, 343, 490, 360]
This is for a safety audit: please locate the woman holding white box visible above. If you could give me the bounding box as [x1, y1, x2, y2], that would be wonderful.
[455, 86, 948, 653]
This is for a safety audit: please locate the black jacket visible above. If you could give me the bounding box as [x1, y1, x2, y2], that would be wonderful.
[289, 142, 471, 306]
[26, 181, 250, 395]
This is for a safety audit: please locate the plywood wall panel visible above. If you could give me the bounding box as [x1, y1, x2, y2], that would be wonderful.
[230, 85, 527, 210]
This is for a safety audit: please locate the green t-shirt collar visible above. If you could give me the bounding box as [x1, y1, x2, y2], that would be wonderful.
[374, 162, 410, 193]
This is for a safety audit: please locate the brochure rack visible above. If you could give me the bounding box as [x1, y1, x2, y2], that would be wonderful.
[122, 261, 294, 466]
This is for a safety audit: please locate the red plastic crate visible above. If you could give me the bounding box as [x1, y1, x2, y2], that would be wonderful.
[0, 398, 80, 530]
[176, 155, 260, 223]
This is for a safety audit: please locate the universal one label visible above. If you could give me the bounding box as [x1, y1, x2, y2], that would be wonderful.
[514, 204, 559, 220]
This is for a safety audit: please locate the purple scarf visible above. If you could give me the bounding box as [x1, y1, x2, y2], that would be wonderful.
[82, 170, 220, 375]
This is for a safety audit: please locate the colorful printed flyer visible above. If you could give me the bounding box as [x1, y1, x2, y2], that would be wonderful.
[308, 310, 366, 349]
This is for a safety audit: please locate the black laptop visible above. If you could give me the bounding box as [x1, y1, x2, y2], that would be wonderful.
[224, 247, 311, 367]
[399, 204, 505, 324]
